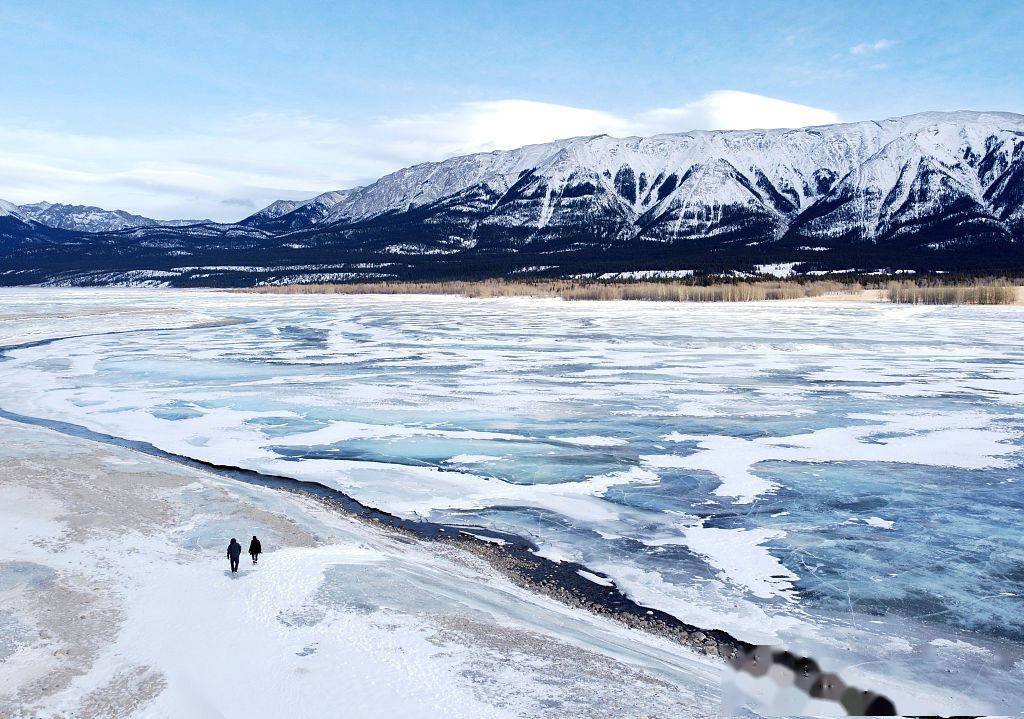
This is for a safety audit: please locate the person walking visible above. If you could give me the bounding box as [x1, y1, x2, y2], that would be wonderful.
[227, 538, 242, 573]
[248, 535, 262, 565]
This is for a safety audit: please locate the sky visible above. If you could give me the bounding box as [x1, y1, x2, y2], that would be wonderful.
[1, 0, 1021, 221]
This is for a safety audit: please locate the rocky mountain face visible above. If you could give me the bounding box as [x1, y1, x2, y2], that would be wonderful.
[238, 190, 357, 231]
[0, 200, 75, 245]
[14, 202, 208, 233]
[2, 111, 1023, 286]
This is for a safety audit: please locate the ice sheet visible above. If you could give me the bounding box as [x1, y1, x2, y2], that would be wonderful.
[1, 288, 1022, 714]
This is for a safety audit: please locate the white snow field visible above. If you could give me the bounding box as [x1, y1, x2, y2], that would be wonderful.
[0, 418, 722, 718]
[1, 287, 1023, 716]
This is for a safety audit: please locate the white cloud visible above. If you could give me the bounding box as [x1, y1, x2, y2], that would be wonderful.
[379, 100, 635, 155]
[635, 91, 840, 134]
[0, 91, 839, 222]
[850, 39, 897, 55]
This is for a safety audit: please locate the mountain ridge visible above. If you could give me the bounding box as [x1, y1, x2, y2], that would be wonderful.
[2, 110, 1023, 286]
[9, 201, 210, 233]
[239, 110, 1024, 237]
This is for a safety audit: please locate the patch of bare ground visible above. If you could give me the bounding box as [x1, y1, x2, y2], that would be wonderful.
[0, 573, 122, 718]
[75, 666, 167, 719]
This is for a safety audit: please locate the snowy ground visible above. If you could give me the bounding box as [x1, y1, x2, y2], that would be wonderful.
[0, 418, 724, 718]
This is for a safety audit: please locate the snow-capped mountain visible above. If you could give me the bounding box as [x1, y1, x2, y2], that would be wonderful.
[16, 202, 209, 233]
[239, 190, 358, 231]
[244, 111, 1024, 248]
[0, 198, 59, 240]
[0, 198, 28, 221]
[2, 111, 1024, 286]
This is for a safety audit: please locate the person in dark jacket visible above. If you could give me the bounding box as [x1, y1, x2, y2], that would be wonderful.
[227, 538, 242, 572]
[248, 536, 262, 565]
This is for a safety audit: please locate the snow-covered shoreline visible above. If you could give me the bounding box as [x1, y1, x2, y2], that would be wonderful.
[0, 417, 727, 718]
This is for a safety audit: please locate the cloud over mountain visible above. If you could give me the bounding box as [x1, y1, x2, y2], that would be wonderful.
[0, 92, 838, 222]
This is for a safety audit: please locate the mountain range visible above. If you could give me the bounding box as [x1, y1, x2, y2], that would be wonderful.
[2, 110, 1023, 286]
[0, 201, 209, 233]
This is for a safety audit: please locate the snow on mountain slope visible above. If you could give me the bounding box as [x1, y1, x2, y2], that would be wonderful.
[0, 203, 74, 248]
[17, 202, 208, 233]
[0, 198, 27, 221]
[242, 189, 360, 230]
[0, 200, 40, 246]
[242, 111, 1024, 252]
[783, 118, 1023, 247]
[240, 198, 307, 224]
[981, 130, 1024, 236]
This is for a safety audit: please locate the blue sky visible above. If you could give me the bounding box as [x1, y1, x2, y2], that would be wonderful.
[1, 0, 1021, 220]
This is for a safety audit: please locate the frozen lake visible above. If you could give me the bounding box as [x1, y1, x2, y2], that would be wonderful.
[1, 288, 1022, 711]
